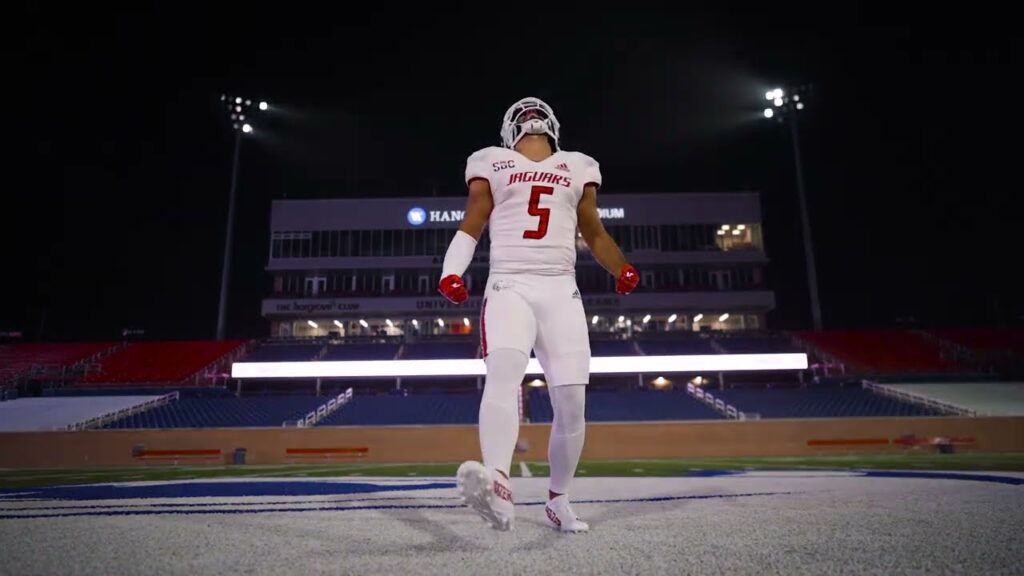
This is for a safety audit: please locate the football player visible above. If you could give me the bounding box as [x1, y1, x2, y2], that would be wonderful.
[439, 97, 639, 532]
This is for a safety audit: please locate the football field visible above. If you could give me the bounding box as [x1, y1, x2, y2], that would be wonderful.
[1, 455, 1022, 575]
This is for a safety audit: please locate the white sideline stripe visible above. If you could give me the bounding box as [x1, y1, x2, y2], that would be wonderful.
[519, 462, 533, 478]
[230, 353, 808, 379]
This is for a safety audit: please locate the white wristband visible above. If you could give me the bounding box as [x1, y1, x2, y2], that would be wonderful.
[442, 230, 478, 278]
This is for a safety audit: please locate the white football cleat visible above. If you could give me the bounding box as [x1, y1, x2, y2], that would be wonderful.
[544, 494, 589, 533]
[456, 460, 515, 531]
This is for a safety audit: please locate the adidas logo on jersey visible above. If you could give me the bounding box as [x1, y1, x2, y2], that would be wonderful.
[571, 289, 581, 300]
[555, 162, 570, 172]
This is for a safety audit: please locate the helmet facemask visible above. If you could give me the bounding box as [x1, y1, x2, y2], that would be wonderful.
[501, 97, 560, 150]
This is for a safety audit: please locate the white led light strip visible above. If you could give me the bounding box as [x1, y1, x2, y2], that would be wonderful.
[231, 353, 808, 379]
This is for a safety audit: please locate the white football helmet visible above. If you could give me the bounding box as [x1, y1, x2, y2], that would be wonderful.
[500, 97, 560, 150]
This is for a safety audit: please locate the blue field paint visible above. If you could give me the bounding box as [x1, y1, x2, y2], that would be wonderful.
[7, 495, 465, 512]
[861, 470, 1024, 486]
[570, 491, 798, 505]
[0, 481, 456, 502]
[686, 469, 1024, 486]
[0, 491, 796, 520]
[681, 469, 740, 478]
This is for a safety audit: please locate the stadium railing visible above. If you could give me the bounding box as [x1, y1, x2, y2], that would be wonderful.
[686, 382, 759, 420]
[74, 342, 128, 380]
[64, 391, 181, 431]
[861, 380, 976, 417]
[786, 332, 847, 377]
[284, 387, 353, 427]
[192, 341, 252, 386]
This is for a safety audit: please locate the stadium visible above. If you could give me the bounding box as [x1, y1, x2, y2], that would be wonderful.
[4, 7, 1023, 575]
[2, 188, 1023, 573]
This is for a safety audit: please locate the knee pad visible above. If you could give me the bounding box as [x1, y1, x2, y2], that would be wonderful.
[549, 384, 586, 436]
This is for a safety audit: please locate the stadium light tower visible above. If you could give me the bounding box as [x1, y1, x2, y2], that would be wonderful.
[763, 85, 823, 330]
[215, 94, 269, 340]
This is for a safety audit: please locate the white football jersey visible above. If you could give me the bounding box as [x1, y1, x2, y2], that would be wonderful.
[465, 146, 602, 276]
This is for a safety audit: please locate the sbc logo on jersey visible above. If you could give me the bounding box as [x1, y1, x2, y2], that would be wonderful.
[407, 207, 427, 226]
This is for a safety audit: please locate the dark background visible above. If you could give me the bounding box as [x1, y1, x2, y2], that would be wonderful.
[5, 4, 1019, 341]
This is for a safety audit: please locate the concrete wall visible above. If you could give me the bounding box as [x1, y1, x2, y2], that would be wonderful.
[0, 417, 1021, 469]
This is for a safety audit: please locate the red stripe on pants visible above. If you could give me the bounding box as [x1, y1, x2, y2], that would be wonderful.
[480, 298, 488, 357]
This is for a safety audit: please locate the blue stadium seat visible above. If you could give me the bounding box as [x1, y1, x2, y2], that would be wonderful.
[638, 338, 717, 355]
[714, 335, 802, 354]
[321, 344, 400, 360]
[101, 396, 325, 428]
[714, 386, 944, 418]
[241, 344, 324, 362]
[317, 392, 482, 425]
[528, 389, 723, 422]
[589, 340, 640, 356]
[401, 342, 480, 360]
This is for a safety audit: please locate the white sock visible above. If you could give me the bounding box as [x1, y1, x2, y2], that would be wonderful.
[548, 384, 586, 496]
[479, 348, 528, 478]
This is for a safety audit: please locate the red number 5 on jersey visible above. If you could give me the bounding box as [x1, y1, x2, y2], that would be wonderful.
[523, 185, 554, 239]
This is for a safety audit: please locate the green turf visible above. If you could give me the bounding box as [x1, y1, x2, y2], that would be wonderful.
[1, 453, 1021, 490]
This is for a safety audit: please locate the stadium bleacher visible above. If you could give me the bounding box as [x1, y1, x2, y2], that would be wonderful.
[870, 381, 1024, 417]
[400, 341, 480, 360]
[636, 336, 717, 355]
[714, 333, 803, 354]
[238, 341, 402, 362]
[2, 329, 998, 427]
[316, 392, 481, 425]
[793, 330, 964, 375]
[926, 328, 1024, 377]
[322, 343, 400, 360]
[528, 388, 723, 422]
[45, 386, 231, 397]
[0, 342, 116, 381]
[713, 385, 944, 418]
[589, 340, 641, 356]
[241, 343, 324, 362]
[102, 395, 324, 428]
[929, 328, 1024, 357]
[0, 395, 171, 431]
[79, 340, 246, 386]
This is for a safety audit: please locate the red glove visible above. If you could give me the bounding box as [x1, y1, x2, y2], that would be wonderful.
[616, 264, 639, 295]
[438, 274, 468, 304]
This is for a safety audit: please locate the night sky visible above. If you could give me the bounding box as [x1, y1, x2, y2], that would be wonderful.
[5, 4, 1019, 341]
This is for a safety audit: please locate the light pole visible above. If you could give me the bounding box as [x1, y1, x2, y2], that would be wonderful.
[216, 94, 268, 340]
[764, 86, 823, 330]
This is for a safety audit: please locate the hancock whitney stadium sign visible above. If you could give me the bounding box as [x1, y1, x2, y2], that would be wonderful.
[428, 210, 464, 223]
[408, 206, 625, 226]
[432, 208, 624, 222]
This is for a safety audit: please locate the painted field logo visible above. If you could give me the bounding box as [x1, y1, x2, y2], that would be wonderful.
[407, 207, 427, 226]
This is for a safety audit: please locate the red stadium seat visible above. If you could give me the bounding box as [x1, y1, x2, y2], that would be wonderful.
[792, 330, 964, 375]
[0, 342, 116, 382]
[929, 328, 1024, 357]
[78, 340, 246, 387]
